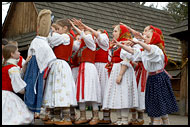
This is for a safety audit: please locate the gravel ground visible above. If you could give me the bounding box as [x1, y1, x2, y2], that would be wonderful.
[34, 109, 188, 125]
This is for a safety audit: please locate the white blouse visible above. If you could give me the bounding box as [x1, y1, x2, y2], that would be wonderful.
[8, 67, 26, 93]
[4, 59, 26, 93]
[95, 33, 109, 51]
[27, 36, 56, 73]
[48, 32, 70, 48]
[133, 45, 165, 72]
[81, 31, 96, 51]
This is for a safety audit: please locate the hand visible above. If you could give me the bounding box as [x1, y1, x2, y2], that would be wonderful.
[71, 18, 85, 30]
[123, 40, 134, 47]
[116, 75, 122, 84]
[25, 56, 32, 64]
[112, 38, 121, 46]
[68, 19, 75, 27]
[132, 61, 138, 66]
[133, 31, 142, 39]
[129, 38, 139, 44]
[119, 22, 129, 29]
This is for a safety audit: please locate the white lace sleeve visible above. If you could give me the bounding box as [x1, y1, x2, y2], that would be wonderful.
[141, 45, 165, 72]
[8, 67, 26, 93]
[142, 45, 164, 63]
[120, 47, 133, 61]
[132, 48, 142, 61]
[81, 31, 96, 51]
[48, 33, 70, 48]
[96, 33, 109, 51]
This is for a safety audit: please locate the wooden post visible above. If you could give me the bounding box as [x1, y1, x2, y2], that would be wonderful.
[179, 40, 188, 115]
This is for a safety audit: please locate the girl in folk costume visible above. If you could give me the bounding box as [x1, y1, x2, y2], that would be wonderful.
[118, 23, 149, 125]
[2, 44, 34, 125]
[8, 41, 26, 100]
[121, 23, 172, 125]
[43, 19, 77, 125]
[114, 31, 178, 125]
[41, 23, 60, 122]
[69, 19, 101, 125]
[102, 25, 139, 125]
[77, 21, 111, 124]
[71, 33, 81, 83]
[24, 9, 56, 119]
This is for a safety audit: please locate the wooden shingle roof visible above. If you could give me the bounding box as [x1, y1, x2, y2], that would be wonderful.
[169, 18, 188, 40]
[4, 2, 182, 62]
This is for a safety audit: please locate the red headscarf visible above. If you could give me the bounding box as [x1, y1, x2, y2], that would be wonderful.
[150, 32, 168, 67]
[149, 25, 165, 47]
[117, 25, 132, 41]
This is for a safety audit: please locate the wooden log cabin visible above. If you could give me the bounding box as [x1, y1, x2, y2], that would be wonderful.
[2, 2, 185, 115]
[169, 18, 188, 116]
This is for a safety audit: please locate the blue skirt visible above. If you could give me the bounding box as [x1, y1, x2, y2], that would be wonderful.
[24, 55, 44, 113]
[145, 71, 178, 117]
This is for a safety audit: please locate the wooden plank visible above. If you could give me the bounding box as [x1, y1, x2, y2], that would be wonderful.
[171, 79, 180, 91]
[173, 91, 180, 101]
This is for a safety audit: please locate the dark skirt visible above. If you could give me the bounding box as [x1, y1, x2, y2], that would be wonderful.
[145, 71, 178, 117]
[24, 55, 44, 113]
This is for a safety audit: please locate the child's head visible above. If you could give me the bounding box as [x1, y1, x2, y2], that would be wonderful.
[2, 44, 20, 65]
[143, 25, 153, 35]
[51, 23, 59, 33]
[75, 34, 81, 42]
[145, 31, 165, 51]
[2, 38, 9, 49]
[8, 40, 18, 47]
[97, 29, 104, 33]
[112, 25, 132, 41]
[56, 19, 71, 34]
[84, 29, 92, 35]
[37, 9, 52, 37]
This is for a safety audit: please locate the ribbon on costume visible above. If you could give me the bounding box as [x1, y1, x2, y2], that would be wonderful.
[76, 62, 85, 101]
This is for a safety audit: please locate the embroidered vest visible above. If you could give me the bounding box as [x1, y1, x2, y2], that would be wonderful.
[53, 34, 74, 62]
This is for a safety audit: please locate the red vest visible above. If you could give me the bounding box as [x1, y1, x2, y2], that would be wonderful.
[53, 34, 74, 62]
[95, 44, 108, 63]
[77, 39, 96, 64]
[2, 64, 16, 92]
[111, 46, 122, 63]
[17, 56, 23, 68]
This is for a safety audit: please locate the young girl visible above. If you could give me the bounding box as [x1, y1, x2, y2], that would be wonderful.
[24, 10, 56, 119]
[113, 31, 178, 125]
[76, 21, 111, 124]
[102, 25, 139, 125]
[69, 19, 101, 125]
[119, 23, 169, 125]
[2, 44, 34, 125]
[43, 19, 77, 125]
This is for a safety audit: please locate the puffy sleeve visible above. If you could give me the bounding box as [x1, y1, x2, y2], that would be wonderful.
[120, 47, 133, 61]
[132, 47, 142, 61]
[48, 33, 70, 48]
[72, 40, 81, 52]
[22, 57, 26, 67]
[96, 33, 109, 51]
[120, 48, 132, 67]
[8, 67, 26, 93]
[81, 31, 96, 51]
[141, 45, 165, 72]
[142, 45, 164, 63]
